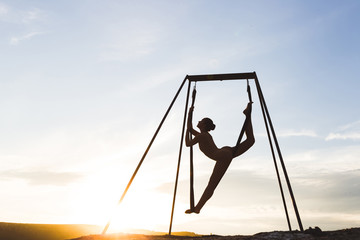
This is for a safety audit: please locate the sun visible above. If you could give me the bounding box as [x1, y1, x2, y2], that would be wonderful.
[107, 189, 172, 233]
[67, 144, 188, 235]
[71, 168, 174, 234]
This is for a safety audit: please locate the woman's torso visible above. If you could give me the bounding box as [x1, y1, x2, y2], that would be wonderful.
[198, 132, 232, 161]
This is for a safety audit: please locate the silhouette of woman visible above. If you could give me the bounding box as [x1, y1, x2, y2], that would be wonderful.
[185, 102, 255, 214]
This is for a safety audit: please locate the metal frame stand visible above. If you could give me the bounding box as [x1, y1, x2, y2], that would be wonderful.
[101, 72, 303, 236]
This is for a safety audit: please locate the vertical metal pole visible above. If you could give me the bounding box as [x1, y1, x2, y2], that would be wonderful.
[168, 79, 192, 235]
[102, 77, 188, 235]
[189, 84, 196, 211]
[190, 140, 195, 211]
[254, 76, 292, 231]
[255, 74, 304, 231]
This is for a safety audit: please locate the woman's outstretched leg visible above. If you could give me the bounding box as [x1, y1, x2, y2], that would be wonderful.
[186, 158, 231, 214]
[233, 102, 255, 158]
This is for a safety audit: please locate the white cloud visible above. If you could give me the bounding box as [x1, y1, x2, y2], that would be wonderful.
[326, 132, 360, 141]
[0, 4, 45, 24]
[155, 165, 360, 234]
[326, 120, 360, 141]
[0, 169, 83, 186]
[277, 129, 318, 138]
[99, 27, 159, 62]
[1, 4, 47, 45]
[0, 3, 9, 17]
[286, 145, 360, 174]
[22, 8, 42, 23]
[9, 31, 43, 45]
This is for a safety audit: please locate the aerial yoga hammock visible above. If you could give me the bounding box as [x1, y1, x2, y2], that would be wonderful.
[185, 81, 255, 214]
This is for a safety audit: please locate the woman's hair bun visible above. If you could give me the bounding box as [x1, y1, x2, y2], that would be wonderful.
[203, 118, 215, 131]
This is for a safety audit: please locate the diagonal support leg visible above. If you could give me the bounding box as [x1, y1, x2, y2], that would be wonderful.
[255, 75, 303, 231]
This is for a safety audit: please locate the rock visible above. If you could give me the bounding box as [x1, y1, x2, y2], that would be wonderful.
[304, 226, 324, 237]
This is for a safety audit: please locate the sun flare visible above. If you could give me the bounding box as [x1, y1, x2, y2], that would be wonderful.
[107, 190, 172, 233]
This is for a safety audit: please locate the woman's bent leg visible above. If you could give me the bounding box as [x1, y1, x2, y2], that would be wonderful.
[233, 115, 255, 158]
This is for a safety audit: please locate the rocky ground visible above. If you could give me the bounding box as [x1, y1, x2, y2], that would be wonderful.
[70, 227, 360, 240]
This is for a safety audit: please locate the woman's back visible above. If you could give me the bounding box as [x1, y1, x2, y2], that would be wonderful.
[197, 132, 219, 160]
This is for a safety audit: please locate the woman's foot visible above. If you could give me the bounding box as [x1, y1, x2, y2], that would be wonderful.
[185, 209, 192, 214]
[185, 208, 200, 214]
[243, 102, 253, 116]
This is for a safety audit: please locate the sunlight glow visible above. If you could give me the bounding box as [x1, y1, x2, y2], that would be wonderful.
[1, 0, 360, 235]
[108, 190, 172, 233]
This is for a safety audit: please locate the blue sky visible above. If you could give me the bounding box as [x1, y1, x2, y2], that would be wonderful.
[0, 0, 359, 235]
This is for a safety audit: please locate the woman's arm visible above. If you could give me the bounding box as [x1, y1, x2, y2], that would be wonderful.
[186, 107, 200, 146]
[187, 107, 199, 135]
[186, 129, 201, 146]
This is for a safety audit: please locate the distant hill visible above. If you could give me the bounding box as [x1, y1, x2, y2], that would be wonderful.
[120, 229, 201, 236]
[0, 222, 199, 240]
[3, 222, 359, 240]
[71, 228, 360, 240]
[0, 222, 101, 240]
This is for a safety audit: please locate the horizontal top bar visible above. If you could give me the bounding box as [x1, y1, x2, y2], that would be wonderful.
[187, 72, 256, 82]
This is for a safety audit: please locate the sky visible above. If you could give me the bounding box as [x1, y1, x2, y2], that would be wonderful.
[0, 0, 360, 236]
